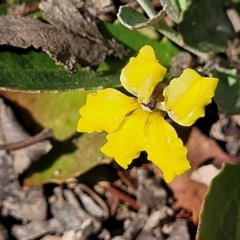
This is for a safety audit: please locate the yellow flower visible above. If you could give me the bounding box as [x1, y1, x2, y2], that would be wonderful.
[77, 45, 218, 182]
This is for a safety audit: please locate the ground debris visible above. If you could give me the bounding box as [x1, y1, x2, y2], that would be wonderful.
[39, 0, 127, 68]
[73, 183, 109, 220]
[50, 187, 102, 236]
[226, 38, 240, 69]
[165, 219, 190, 240]
[122, 206, 148, 240]
[0, 223, 9, 240]
[0, 98, 49, 222]
[0, 152, 15, 196]
[0, 98, 52, 175]
[8, 2, 39, 16]
[12, 221, 51, 240]
[49, 187, 90, 230]
[136, 168, 167, 209]
[2, 184, 47, 222]
[2, 162, 197, 240]
[81, 0, 116, 21]
[0, 0, 127, 72]
[40, 235, 61, 240]
[170, 52, 197, 74]
[211, 114, 240, 157]
[0, 104, 198, 240]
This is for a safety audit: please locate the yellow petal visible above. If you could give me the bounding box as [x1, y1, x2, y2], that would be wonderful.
[101, 107, 150, 169]
[163, 68, 218, 126]
[142, 113, 190, 182]
[77, 88, 139, 133]
[120, 45, 167, 104]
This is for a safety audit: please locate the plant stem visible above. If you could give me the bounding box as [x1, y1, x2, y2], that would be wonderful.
[136, 0, 210, 61]
[136, 0, 156, 19]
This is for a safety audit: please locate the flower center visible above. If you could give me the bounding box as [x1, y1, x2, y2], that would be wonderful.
[141, 82, 165, 111]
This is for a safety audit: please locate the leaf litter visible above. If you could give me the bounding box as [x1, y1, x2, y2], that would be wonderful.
[0, 0, 127, 72]
[0, 0, 240, 239]
[0, 90, 240, 239]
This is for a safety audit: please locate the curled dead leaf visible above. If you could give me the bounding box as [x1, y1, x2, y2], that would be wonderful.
[0, 0, 127, 71]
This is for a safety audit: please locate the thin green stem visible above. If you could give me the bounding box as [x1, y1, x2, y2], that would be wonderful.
[136, 0, 156, 19]
[136, 0, 211, 61]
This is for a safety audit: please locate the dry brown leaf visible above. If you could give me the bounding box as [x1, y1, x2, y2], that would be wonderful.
[39, 0, 128, 68]
[168, 126, 240, 223]
[8, 2, 39, 16]
[82, 0, 116, 21]
[0, 0, 127, 71]
[168, 172, 207, 224]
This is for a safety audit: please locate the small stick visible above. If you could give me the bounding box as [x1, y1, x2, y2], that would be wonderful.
[0, 128, 53, 150]
[101, 184, 140, 211]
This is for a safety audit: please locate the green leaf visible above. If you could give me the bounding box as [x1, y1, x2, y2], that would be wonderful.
[100, 22, 180, 68]
[0, 3, 8, 15]
[1, 91, 111, 186]
[0, 48, 120, 92]
[211, 67, 240, 114]
[116, 4, 210, 60]
[160, 0, 190, 23]
[179, 0, 235, 53]
[0, 21, 179, 92]
[231, 1, 240, 17]
[24, 132, 109, 186]
[176, 0, 189, 11]
[197, 164, 240, 240]
[117, 5, 167, 30]
[117, 5, 148, 28]
[0, 20, 179, 92]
